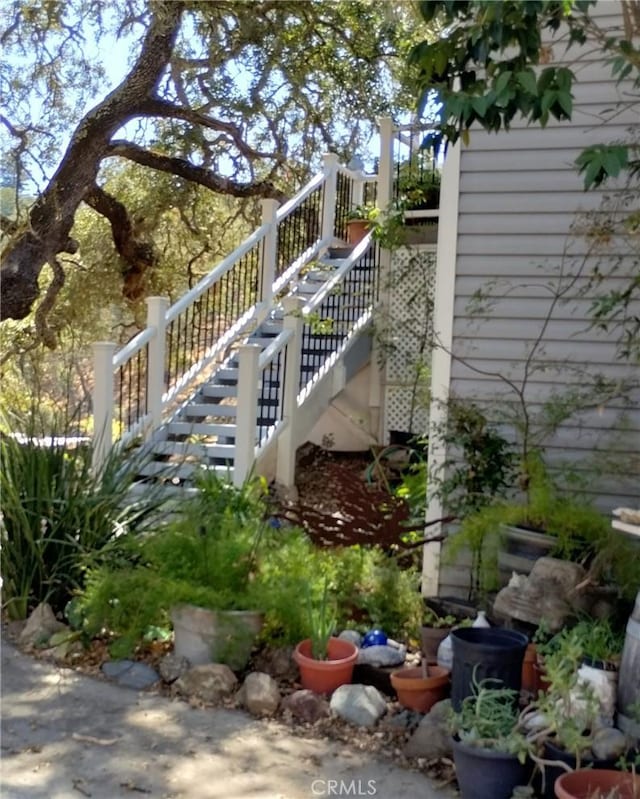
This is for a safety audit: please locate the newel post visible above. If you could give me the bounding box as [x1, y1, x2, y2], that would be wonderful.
[321, 152, 339, 243]
[234, 343, 261, 486]
[260, 198, 279, 308]
[276, 296, 304, 487]
[92, 341, 116, 473]
[377, 117, 394, 214]
[146, 296, 169, 438]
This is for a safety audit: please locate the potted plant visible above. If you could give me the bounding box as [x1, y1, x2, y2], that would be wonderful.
[292, 579, 358, 695]
[554, 769, 639, 799]
[78, 470, 272, 668]
[345, 204, 378, 245]
[420, 605, 458, 662]
[390, 660, 450, 713]
[526, 621, 626, 799]
[450, 675, 533, 799]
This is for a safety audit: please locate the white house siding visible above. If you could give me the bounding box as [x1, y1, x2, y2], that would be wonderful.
[436, 2, 640, 597]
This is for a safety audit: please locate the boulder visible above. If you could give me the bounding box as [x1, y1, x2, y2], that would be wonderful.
[330, 684, 387, 727]
[404, 699, 453, 760]
[338, 630, 363, 648]
[237, 672, 281, 716]
[591, 727, 628, 761]
[101, 660, 159, 690]
[19, 603, 67, 648]
[282, 689, 330, 724]
[174, 664, 237, 703]
[357, 644, 406, 668]
[159, 653, 190, 684]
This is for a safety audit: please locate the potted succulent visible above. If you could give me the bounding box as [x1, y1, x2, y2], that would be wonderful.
[292, 579, 358, 695]
[526, 620, 626, 799]
[450, 675, 533, 799]
[420, 605, 459, 662]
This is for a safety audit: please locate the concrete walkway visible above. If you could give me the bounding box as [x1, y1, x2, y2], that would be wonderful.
[1, 642, 455, 799]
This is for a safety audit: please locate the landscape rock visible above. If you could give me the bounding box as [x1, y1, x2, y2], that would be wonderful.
[174, 663, 237, 703]
[282, 689, 330, 724]
[591, 727, 628, 760]
[339, 630, 363, 648]
[101, 660, 160, 690]
[19, 603, 67, 648]
[357, 644, 406, 668]
[253, 646, 296, 679]
[237, 672, 281, 716]
[52, 639, 84, 663]
[159, 652, 190, 684]
[404, 699, 453, 760]
[330, 684, 387, 727]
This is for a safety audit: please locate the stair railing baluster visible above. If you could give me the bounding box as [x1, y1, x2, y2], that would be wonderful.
[260, 199, 279, 313]
[276, 296, 304, 488]
[146, 297, 169, 437]
[92, 341, 116, 473]
[234, 343, 261, 486]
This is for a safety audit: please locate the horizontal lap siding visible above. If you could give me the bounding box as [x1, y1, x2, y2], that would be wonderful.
[440, 1, 639, 597]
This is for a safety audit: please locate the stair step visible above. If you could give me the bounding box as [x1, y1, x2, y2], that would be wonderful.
[137, 461, 233, 480]
[200, 384, 238, 399]
[152, 441, 236, 459]
[213, 367, 239, 385]
[166, 422, 237, 437]
[182, 403, 238, 419]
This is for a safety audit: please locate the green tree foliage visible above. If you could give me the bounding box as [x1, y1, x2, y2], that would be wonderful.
[1, 0, 421, 326]
[409, 1, 640, 357]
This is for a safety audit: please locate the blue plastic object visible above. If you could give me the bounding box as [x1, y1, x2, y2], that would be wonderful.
[361, 629, 388, 648]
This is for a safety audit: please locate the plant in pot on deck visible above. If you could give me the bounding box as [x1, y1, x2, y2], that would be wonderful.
[450, 674, 533, 799]
[293, 578, 358, 695]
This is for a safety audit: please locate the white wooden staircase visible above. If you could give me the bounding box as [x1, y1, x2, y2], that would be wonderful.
[91, 154, 381, 488]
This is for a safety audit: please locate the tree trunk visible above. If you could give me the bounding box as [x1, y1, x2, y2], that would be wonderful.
[0, 2, 184, 321]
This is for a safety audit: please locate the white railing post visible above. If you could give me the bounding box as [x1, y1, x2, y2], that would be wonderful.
[276, 296, 304, 487]
[377, 117, 395, 214]
[321, 153, 339, 243]
[145, 296, 169, 438]
[234, 343, 261, 486]
[92, 341, 116, 473]
[260, 199, 279, 308]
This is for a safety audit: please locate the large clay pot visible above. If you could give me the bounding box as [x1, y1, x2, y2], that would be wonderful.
[554, 769, 639, 799]
[346, 219, 370, 245]
[390, 665, 450, 713]
[293, 637, 358, 695]
[171, 604, 263, 671]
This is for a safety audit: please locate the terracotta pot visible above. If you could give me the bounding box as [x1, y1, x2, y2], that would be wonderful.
[421, 625, 451, 663]
[346, 219, 370, 245]
[293, 637, 358, 695]
[390, 665, 450, 713]
[554, 769, 639, 799]
[522, 643, 538, 695]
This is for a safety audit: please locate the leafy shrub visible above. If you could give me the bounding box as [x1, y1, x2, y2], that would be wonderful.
[0, 430, 164, 619]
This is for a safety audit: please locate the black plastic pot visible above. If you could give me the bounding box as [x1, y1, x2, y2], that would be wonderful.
[452, 736, 532, 799]
[451, 627, 529, 711]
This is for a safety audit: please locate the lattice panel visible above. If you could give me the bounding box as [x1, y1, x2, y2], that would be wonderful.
[382, 246, 436, 436]
[386, 247, 436, 383]
[385, 385, 430, 437]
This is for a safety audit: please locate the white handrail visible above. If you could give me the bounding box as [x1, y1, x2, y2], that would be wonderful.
[258, 328, 294, 371]
[166, 222, 270, 324]
[112, 326, 155, 370]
